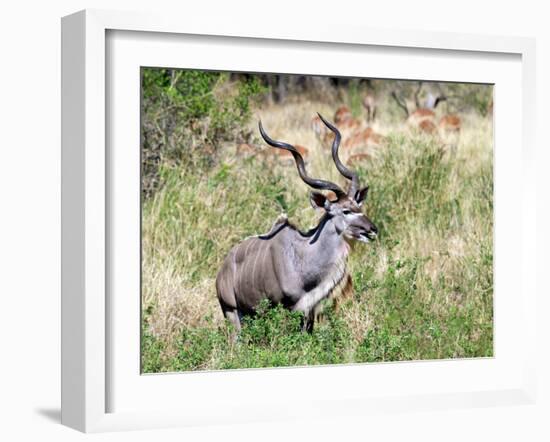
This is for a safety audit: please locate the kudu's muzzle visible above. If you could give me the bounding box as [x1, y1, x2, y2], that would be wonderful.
[349, 217, 378, 243]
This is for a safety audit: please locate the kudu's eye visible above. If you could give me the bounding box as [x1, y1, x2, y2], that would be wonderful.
[343, 209, 352, 215]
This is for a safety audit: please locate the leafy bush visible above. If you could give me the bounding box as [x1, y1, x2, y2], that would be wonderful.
[141, 69, 265, 197]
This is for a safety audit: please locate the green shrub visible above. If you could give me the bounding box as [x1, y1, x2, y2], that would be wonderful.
[141, 69, 266, 197]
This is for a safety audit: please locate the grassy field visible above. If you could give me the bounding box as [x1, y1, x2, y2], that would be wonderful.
[141, 93, 493, 372]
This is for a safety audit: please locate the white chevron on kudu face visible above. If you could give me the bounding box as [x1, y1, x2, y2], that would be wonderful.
[216, 114, 378, 335]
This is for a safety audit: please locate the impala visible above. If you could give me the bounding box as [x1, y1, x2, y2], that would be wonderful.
[236, 142, 310, 164]
[362, 93, 377, 123]
[275, 143, 310, 159]
[392, 86, 451, 134]
[418, 119, 437, 135]
[334, 105, 362, 131]
[438, 114, 462, 155]
[334, 105, 352, 124]
[347, 152, 371, 166]
[342, 127, 385, 151]
[438, 114, 461, 133]
[216, 114, 378, 333]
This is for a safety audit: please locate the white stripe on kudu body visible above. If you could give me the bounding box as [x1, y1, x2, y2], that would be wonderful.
[216, 115, 378, 334]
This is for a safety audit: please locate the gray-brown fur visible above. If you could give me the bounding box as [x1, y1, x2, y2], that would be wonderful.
[216, 114, 378, 333]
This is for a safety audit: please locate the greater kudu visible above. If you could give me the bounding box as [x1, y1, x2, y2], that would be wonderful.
[216, 114, 378, 333]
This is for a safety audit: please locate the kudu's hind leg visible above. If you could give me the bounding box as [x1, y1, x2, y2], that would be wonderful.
[218, 300, 242, 343]
[223, 308, 242, 336]
[216, 263, 242, 341]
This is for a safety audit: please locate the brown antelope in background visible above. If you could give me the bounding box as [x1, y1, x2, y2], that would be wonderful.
[311, 114, 327, 138]
[439, 114, 461, 133]
[362, 93, 377, 123]
[407, 94, 447, 133]
[334, 105, 352, 124]
[237, 142, 310, 164]
[347, 153, 371, 166]
[216, 114, 378, 334]
[333, 105, 384, 152]
[342, 127, 385, 151]
[393, 87, 463, 149]
[333, 105, 362, 133]
[438, 114, 461, 155]
[418, 119, 437, 135]
[392, 85, 447, 133]
[312, 112, 356, 144]
[407, 108, 436, 130]
[313, 105, 384, 159]
[271, 143, 310, 164]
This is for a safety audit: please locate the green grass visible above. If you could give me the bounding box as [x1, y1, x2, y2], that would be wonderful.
[141, 113, 493, 372]
[144, 301, 353, 371]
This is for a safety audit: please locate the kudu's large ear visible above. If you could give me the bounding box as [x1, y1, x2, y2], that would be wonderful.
[354, 185, 369, 206]
[310, 191, 330, 210]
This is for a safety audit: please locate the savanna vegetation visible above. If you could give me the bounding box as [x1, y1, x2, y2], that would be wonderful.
[141, 69, 493, 372]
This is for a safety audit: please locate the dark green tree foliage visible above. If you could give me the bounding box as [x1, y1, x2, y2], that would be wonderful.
[141, 69, 265, 197]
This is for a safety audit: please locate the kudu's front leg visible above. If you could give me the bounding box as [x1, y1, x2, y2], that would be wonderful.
[301, 310, 315, 333]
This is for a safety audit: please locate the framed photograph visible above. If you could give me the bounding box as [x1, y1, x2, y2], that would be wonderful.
[61, 9, 537, 433]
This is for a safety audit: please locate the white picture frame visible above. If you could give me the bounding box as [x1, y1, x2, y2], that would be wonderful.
[61, 9, 537, 433]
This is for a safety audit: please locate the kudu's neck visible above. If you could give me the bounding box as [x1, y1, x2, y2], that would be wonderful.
[304, 213, 350, 265]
